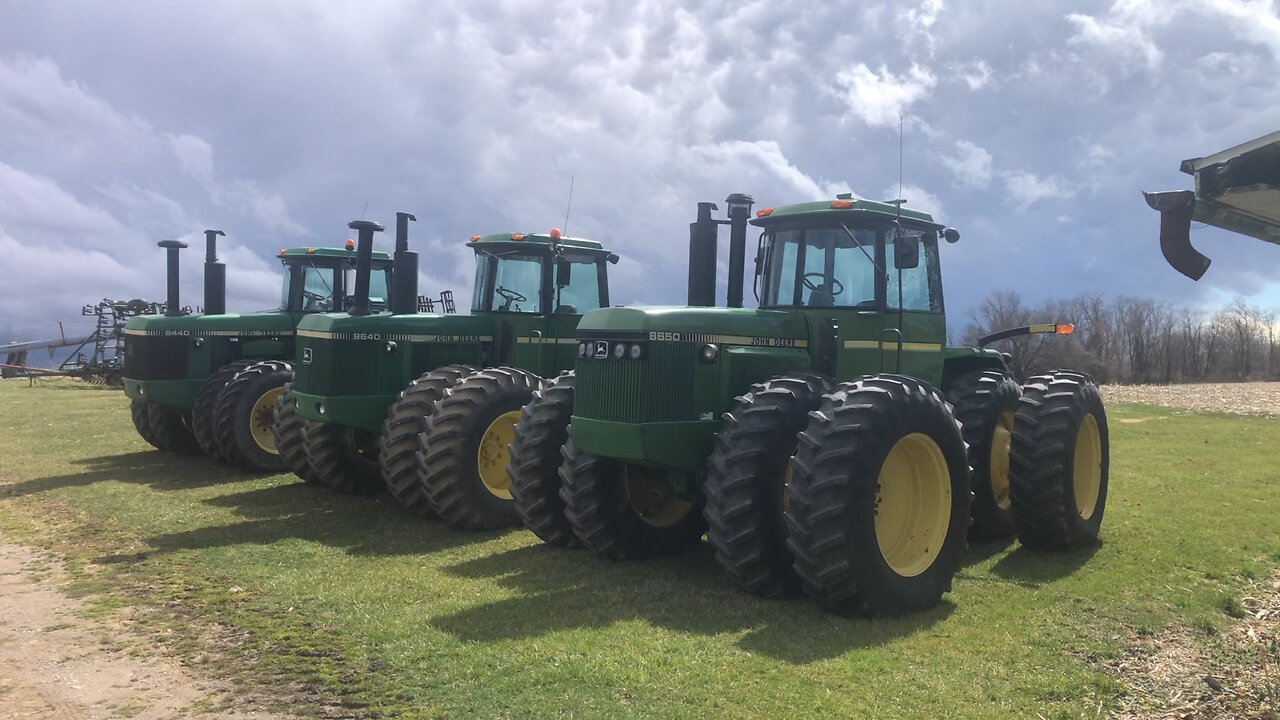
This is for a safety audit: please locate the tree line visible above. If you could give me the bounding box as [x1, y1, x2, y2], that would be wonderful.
[957, 291, 1280, 384]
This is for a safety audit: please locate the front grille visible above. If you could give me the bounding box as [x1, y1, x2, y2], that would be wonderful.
[575, 342, 697, 423]
[122, 335, 189, 380]
[295, 339, 382, 396]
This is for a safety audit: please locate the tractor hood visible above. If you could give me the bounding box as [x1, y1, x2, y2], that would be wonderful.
[294, 311, 494, 338]
[123, 311, 295, 336]
[578, 306, 809, 342]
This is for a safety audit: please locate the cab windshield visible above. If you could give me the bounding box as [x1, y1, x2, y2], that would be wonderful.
[472, 250, 543, 313]
[761, 225, 879, 308]
[279, 262, 390, 312]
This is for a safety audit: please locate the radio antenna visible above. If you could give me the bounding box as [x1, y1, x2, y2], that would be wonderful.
[361, 200, 369, 220]
[562, 176, 575, 236]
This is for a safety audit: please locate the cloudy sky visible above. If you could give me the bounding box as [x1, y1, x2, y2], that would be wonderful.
[3, 0, 1280, 348]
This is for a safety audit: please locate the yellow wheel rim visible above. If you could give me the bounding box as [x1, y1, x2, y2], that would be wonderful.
[476, 410, 520, 499]
[989, 410, 1014, 511]
[874, 433, 952, 578]
[624, 465, 694, 528]
[249, 386, 284, 454]
[1073, 413, 1102, 520]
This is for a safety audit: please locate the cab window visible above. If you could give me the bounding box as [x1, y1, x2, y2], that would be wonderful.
[886, 231, 942, 312]
[472, 251, 543, 313]
[552, 253, 603, 315]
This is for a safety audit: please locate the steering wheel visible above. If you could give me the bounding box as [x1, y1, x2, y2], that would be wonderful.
[802, 273, 845, 296]
[302, 289, 330, 310]
[496, 286, 528, 311]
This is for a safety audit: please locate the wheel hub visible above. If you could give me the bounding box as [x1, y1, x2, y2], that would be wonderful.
[874, 433, 951, 578]
[249, 386, 284, 454]
[476, 410, 521, 499]
[1073, 413, 1102, 519]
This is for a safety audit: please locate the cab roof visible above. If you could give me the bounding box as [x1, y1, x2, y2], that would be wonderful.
[750, 194, 941, 228]
[467, 231, 605, 252]
[276, 247, 392, 262]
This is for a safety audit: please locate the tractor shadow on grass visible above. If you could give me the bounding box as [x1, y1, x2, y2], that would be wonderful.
[141, 482, 494, 559]
[0, 450, 264, 499]
[429, 543, 953, 664]
[989, 542, 1101, 586]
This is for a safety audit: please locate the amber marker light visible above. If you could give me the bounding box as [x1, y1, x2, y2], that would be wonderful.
[549, 227, 562, 240]
[1056, 323, 1076, 334]
[344, 238, 356, 250]
[756, 207, 774, 217]
[511, 233, 526, 241]
[831, 199, 855, 208]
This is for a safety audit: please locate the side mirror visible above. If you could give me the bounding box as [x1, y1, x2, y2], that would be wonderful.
[556, 258, 572, 287]
[894, 234, 921, 269]
[606, 252, 620, 265]
[942, 227, 960, 244]
[343, 267, 356, 296]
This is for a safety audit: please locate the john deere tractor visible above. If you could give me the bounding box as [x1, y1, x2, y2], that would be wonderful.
[278, 217, 619, 532]
[507, 193, 1108, 616]
[123, 229, 393, 472]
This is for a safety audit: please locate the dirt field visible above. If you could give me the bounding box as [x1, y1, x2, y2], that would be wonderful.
[0, 543, 285, 720]
[1103, 381, 1280, 417]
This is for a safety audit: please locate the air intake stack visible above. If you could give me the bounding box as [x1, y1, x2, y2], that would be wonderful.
[203, 229, 226, 315]
[347, 219, 384, 317]
[391, 212, 419, 315]
[157, 239, 189, 317]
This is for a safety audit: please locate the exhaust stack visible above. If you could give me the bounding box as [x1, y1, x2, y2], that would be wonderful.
[687, 202, 718, 307]
[725, 193, 754, 308]
[157, 239, 189, 317]
[203, 229, 227, 315]
[347, 219, 385, 316]
[392, 212, 419, 315]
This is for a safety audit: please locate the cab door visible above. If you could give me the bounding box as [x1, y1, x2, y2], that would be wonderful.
[880, 230, 945, 388]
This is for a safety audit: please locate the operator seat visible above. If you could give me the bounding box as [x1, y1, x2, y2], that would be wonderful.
[807, 289, 835, 307]
[555, 304, 577, 314]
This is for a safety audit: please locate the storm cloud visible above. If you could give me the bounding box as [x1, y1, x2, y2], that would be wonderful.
[3, 0, 1279, 346]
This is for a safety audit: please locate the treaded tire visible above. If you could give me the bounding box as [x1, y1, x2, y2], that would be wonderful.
[305, 422, 383, 495]
[704, 372, 833, 597]
[946, 369, 1022, 540]
[130, 399, 163, 449]
[191, 360, 257, 463]
[146, 403, 202, 456]
[273, 380, 320, 483]
[212, 360, 292, 472]
[416, 367, 544, 530]
[379, 364, 477, 517]
[1009, 370, 1109, 549]
[560, 432, 708, 560]
[786, 374, 970, 616]
[507, 371, 578, 547]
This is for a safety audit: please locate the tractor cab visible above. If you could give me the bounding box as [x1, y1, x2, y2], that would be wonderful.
[276, 247, 393, 315]
[468, 231, 618, 373]
[752, 197, 949, 386]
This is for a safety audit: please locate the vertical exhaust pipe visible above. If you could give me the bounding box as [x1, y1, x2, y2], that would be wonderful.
[203, 229, 226, 315]
[725, 193, 754, 308]
[688, 201, 718, 307]
[347, 219, 384, 316]
[157, 239, 189, 317]
[392, 212, 419, 315]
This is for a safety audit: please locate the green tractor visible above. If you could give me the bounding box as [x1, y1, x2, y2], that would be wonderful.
[123, 229, 394, 472]
[278, 217, 619, 531]
[507, 193, 1108, 616]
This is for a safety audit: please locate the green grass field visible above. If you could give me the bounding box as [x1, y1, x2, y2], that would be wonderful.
[0, 379, 1276, 719]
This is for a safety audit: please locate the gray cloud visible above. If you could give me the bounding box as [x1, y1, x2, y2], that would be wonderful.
[3, 0, 1280, 349]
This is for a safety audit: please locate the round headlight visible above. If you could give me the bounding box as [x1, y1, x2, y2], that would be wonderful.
[612, 342, 626, 359]
[578, 341, 588, 358]
[385, 340, 398, 354]
[700, 343, 719, 363]
[628, 343, 643, 360]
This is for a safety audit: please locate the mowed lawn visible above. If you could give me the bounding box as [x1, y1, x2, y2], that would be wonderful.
[0, 379, 1276, 719]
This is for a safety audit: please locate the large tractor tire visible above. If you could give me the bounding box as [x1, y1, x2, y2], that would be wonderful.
[212, 360, 292, 472]
[704, 372, 833, 597]
[560, 433, 707, 560]
[130, 399, 163, 450]
[786, 374, 971, 616]
[305, 422, 383, 495]
[273, 381, 320, 484]
[1009, 370, 1109, 549]
[946, 369, 1022, 539]
[191, 360, 256, 463]
[146, 403, 202, 456]
[379, 364, 477, 517]
[507, 371, 577, 547]
[417, 367, 543, 530]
